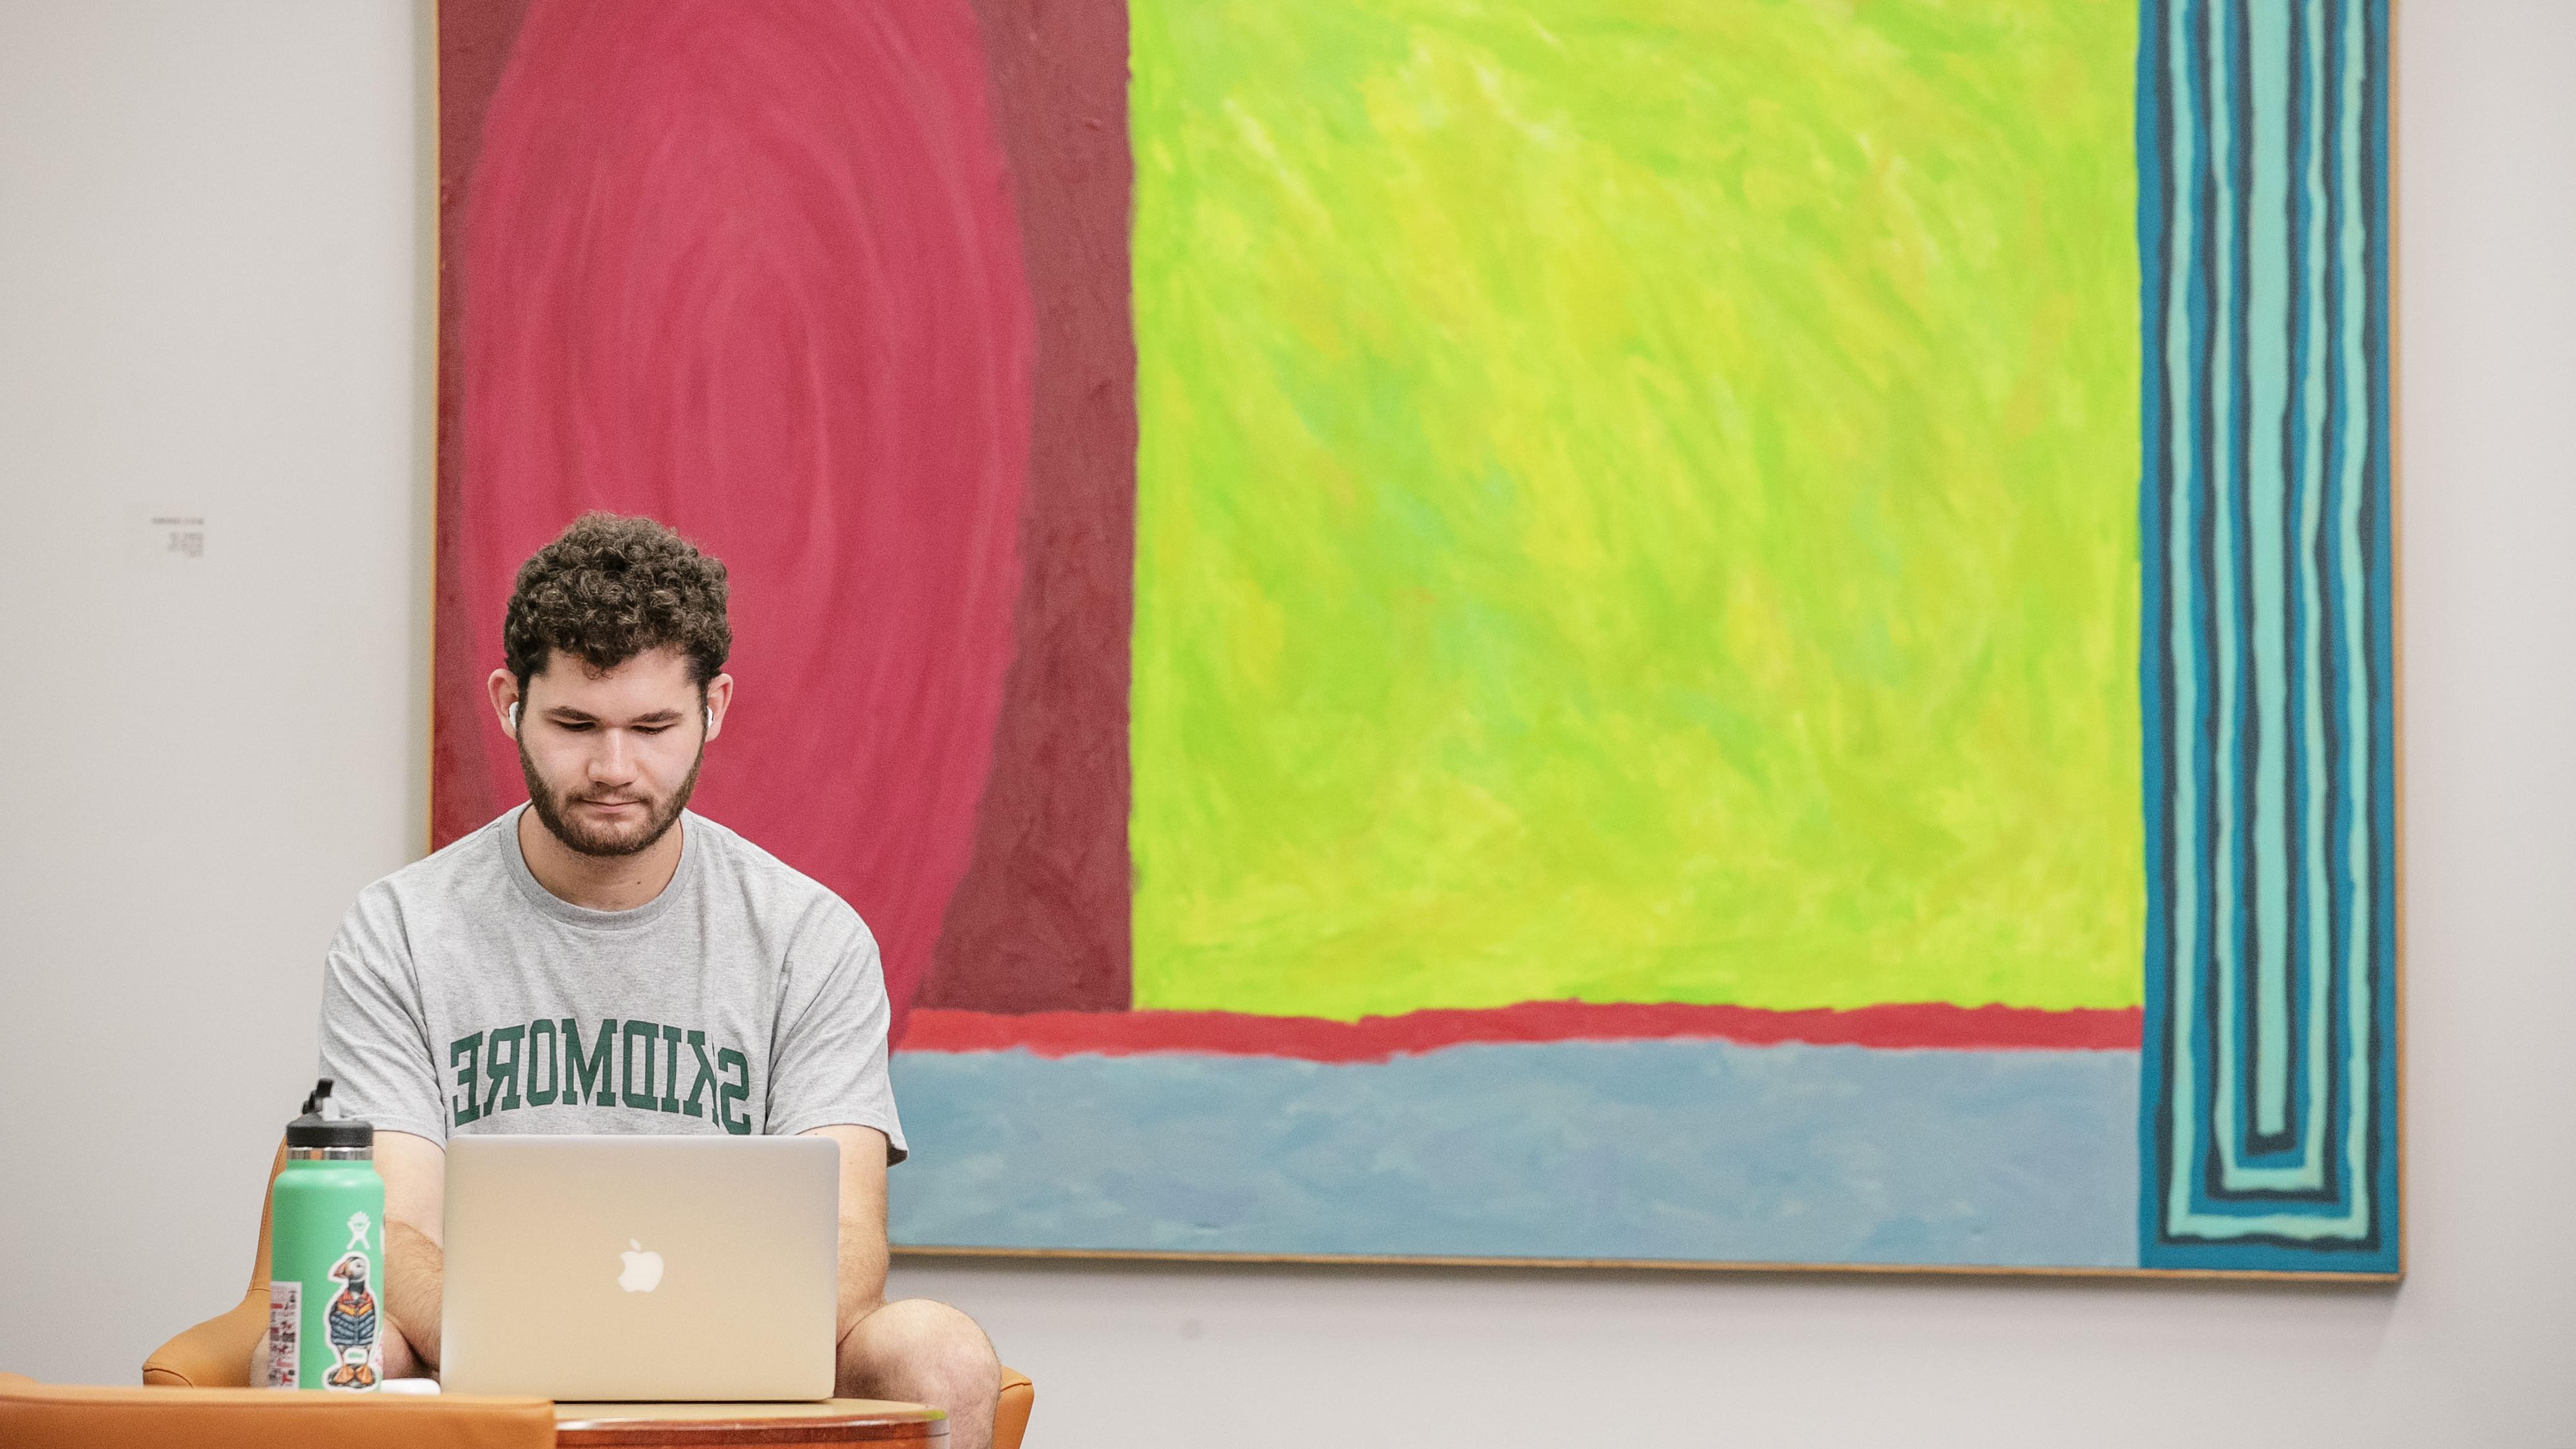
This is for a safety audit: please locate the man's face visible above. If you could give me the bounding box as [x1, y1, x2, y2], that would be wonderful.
[513, 648, 707, 858]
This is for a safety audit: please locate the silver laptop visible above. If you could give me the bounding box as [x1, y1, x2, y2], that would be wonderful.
[440, 1135, 839, 1401]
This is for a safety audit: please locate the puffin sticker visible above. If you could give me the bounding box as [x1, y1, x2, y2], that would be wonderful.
[322, 1251, 381, 1389]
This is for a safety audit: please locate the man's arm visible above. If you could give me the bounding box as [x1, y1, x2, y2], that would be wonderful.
[375, 1129, 446, 1376]
[802, 1124, 891, 1341]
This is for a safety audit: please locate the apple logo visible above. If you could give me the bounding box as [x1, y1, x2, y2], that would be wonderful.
[617, 1239, 664, 1294]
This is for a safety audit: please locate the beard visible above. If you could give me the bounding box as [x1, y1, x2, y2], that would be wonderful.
[519, 733, 702, 858]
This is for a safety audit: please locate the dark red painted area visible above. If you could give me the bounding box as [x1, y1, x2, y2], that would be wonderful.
[432, 0, 1033, 1033]
[428, 0, 530, 849]
[903, 1003, 2148, 1060]
[922, 0, 1137, 1015]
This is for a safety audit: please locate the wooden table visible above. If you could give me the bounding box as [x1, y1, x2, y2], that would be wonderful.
[553, 1399, 945, 1445]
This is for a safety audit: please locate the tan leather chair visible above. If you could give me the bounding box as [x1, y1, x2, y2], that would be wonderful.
[1, 1372, 555, 1448]
[145, 1140, 1036, 1449]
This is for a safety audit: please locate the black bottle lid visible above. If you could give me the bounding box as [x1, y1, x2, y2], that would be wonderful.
[285, 1078, 374, 1149]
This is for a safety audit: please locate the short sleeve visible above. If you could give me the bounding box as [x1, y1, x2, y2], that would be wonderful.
[316, 887, 447, 1144]
[764, 905, 908, 1162]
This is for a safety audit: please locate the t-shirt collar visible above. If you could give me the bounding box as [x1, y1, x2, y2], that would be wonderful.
[499, 803, 698, 931]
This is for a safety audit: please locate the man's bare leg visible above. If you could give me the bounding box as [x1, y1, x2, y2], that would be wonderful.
[380, 1325, 428, 1379]
[835, 1298, 1001, 1449]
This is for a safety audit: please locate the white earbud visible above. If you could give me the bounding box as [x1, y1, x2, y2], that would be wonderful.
[704, 705, 715, 732]
[509, 701, 521, 731]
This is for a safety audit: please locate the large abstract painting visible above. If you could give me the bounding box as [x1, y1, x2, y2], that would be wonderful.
[434, 0, 2398, 1276]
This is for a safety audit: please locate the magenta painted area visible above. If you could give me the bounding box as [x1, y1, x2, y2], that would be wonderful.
[441, 0, 1033, 1032]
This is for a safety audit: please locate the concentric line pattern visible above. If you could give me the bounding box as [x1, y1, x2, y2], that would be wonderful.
[2135, 0, 2398, 1272]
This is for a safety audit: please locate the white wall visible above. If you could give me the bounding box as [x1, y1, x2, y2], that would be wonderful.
[3, 1, 2572, 1444]
[0, 0, 426, 1384]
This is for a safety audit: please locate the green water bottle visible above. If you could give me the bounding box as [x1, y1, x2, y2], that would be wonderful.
[263, 1079, 386, 1391]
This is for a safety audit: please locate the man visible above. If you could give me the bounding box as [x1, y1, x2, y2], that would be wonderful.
[314, 513, 999, 1445]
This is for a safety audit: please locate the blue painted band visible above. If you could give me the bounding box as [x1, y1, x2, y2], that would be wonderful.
[890, 1042, 2142, 1269]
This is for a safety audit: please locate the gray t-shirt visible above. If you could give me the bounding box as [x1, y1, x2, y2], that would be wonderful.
[318, 807, 905, 1161]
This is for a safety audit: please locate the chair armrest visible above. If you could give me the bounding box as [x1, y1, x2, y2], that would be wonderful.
[141, 1289, 265, 1388]
[994, 1365, 1035, 1449]
[2, 1374, 556, 1449]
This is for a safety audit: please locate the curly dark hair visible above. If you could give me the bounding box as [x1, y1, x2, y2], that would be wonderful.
[503, 512, 731, 694]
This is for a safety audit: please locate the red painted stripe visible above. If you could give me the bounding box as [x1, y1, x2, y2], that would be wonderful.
[899, 1001, 2144, 1062]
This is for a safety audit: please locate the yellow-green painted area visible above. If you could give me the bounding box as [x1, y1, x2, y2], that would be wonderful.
[1128, 0, 2144, 1018]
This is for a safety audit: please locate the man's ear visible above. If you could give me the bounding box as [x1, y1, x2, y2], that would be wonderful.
[486, 667, 522, 738]
[702, 673, 735, 742]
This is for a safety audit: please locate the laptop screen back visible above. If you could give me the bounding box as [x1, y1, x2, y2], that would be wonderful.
[439, 1135, 838, 1401]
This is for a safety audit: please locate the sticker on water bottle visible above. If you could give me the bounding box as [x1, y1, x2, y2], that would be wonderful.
[322, 1211, 383, 1390]
[265, 1280, 300, 1389]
